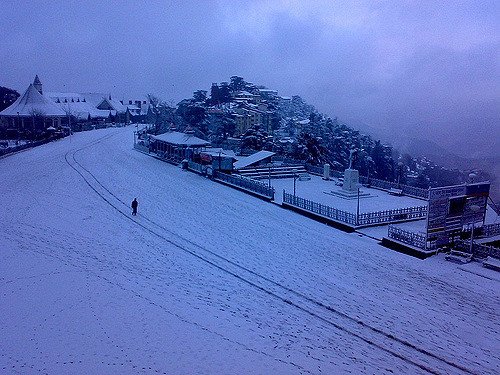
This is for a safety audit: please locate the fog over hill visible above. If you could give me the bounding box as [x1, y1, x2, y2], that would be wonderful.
[1, 1, 497, 166]
[345, 116, 500, 203]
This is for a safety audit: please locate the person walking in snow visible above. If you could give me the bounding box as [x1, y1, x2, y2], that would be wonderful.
[131, 198, 138, 216]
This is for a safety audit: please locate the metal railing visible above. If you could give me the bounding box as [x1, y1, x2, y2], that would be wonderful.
[0, 138, 57, 157]
[188, 160, 204, 174]
[357, 206, 428, 226]
[284, 192, 427, 227]
[388, 226, 427, 249]
[454, 240, 500, 260]
[133, 143, 149, 153]
[359, 176, 428, 199]
[482, 223, 500, 238]
[214, 171, 275, 199]
[283, 192, 356, 224]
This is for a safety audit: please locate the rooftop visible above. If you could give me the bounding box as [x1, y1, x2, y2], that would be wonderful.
[0, 84, 66, 117]
[152, 131, 210, 147]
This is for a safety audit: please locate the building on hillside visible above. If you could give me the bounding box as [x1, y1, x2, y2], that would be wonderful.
[232, 105, 264, 135]
[257, 89, 279, 100]
[220, 137, 243, 153]
[231, 102, 274, 135]
[233, 91, 261, 104]
[279, 96, 292, 113]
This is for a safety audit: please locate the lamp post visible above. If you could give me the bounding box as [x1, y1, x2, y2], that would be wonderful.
[356, 183, 362, 226]
[469, 204, 481, 254]
[293, 173, 298, 196]
[268, 163, 272, 187]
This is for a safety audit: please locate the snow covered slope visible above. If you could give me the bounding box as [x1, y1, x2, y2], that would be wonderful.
[0, 127, 498, 374]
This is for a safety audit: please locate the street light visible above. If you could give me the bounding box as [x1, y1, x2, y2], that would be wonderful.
[293, 173, 298, 196]
[469, 204, 481, 254]
[268, 163, 272, 187]
[356, 183, 362, 226]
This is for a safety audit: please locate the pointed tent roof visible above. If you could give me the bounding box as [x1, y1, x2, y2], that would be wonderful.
[0, 84, 66, 117]
[33, 75, 42, 85]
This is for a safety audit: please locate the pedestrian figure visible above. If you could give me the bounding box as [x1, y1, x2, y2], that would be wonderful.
[131, 198, 138, 216]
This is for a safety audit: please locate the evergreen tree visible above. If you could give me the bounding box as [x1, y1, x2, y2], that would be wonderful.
[193, 90, 207, 103]
[229, 76, 246, 93]
[0, 86, 20, 112]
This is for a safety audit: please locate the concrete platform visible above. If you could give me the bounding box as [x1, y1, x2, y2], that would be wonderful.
[381, 237, 437, 259]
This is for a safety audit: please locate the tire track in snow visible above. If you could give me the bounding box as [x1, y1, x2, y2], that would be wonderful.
[65, 132, 476, 375]
[59, 131, 314, 374]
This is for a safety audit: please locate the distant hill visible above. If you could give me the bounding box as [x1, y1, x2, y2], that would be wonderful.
[342, 117, 499, 205]
[175, 76, 500, 206]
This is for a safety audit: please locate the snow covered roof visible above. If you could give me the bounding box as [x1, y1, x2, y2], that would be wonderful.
[0, 84, 66, 117]
[47, 92, 86, 103]
[45, 92, 119, 119]
[200, 148, 236, 158]
[59, 101, 114, 119]
[80, 93, 109, 106]
[233, 150, 275, 170]
[96, 98, 127, 113]
[152, 131, 210, 147]
[235, 91, 257, 97]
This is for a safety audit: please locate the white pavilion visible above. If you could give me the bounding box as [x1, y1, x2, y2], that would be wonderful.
[0, 76, 66, 132]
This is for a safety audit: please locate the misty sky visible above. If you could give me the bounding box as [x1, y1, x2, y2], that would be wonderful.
[1, 0, 498, 156]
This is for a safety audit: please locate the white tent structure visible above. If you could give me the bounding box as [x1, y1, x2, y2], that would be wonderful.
[0, 82, 66, 131]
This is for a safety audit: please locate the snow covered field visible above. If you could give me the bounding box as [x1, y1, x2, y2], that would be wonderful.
[1, 127, 499, 374]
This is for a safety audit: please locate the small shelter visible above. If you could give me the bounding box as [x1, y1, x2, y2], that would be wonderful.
[150, 131, 210, 161]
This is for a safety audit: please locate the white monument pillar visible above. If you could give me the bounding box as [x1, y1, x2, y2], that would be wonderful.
[342, 169, 360, 192]
[323, 164, 330, 180]
[342, 149, 359, 192]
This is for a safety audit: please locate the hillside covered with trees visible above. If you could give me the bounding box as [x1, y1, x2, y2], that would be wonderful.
[147, 76, 493, 194]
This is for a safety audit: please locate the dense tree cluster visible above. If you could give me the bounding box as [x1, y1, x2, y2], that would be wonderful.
[0, 86, 20, 112]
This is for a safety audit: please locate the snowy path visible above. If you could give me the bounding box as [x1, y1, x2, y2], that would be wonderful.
[1, 127, 499, 374]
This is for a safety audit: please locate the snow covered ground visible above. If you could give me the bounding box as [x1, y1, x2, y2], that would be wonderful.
[271, 174, 427, 211]
[1, 127, 499, 374]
